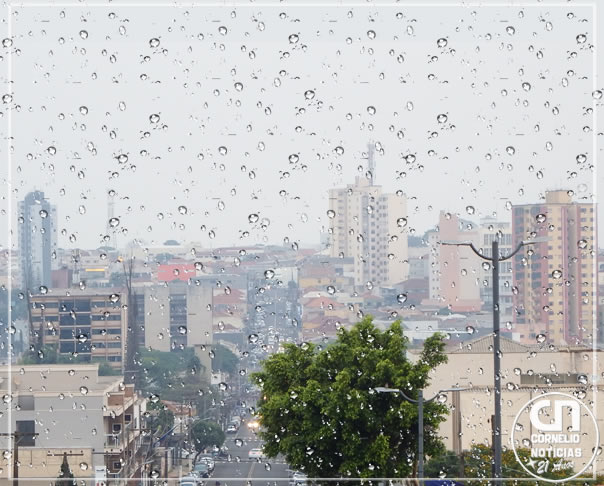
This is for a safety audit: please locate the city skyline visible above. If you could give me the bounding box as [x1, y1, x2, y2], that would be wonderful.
[1, 3, 599, 250]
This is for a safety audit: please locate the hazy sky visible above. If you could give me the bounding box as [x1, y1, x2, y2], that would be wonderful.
[1, 0, 601, 251]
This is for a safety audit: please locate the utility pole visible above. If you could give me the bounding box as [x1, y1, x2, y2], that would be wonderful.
[122, 256, 139, 387]
[0, 431, 39, 486]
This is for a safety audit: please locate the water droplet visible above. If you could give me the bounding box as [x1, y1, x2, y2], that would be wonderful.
[437, 113, 448, 124]
[367, 30, 376, 40]
[39, 285, 48, 295]
[288, 33, 299, 44]
[304, 89, 315, 100]
[535, 213, 546, 223]
[465, 325, 475, 335]
[536, 333, 547, 344]
[79, 105, 88, 115]
[149, 113, 160, 124]
[551, 269, 562, 279]
[576, 33, 587, 44]
[248, 213, 259, 224]
[506, 26, 515, 35]
[218, 382, 229, 391]
[465, 205, 475, 215]
[218, 26, 228, 36]
[334, 146, 345, 156]
[367, 106, 376, 115]
[397, 293, 407, 304]
[264, 269, 275, 279]
[396, 217, 408, 228]
[578, 239, 588, 249]
[326, 209, 336, 219]
[436, 38, 448, 48]
[326, 285, 336, 295]
[506, 146, 515, 156]
[79, 462, 89, 471]
[79, 386, 89, 395]
[79, 30, 88, 39]
[149, 38, 160, 48]
[108, 217, 120, 228]
[522, 82, 531, 91]
[178, 205, 188, 215]
[39, 209, 48, 219]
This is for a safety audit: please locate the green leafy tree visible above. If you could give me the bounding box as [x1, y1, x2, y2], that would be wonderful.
[98, 362, 121, 376]
[191, 420, 225, 453]
[20, 344, 59, 364]
[212, 343, 238, 375]
[424, 450, 463, 479]
[139, 347, 203, 392]
[55, 452, 77, 486]
[147, 400, 175, 435]
[251, 316, 448, 479]
[464, 444, 575, 486]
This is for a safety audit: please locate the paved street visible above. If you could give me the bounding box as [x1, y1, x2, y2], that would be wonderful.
[211, 424, 290, 486]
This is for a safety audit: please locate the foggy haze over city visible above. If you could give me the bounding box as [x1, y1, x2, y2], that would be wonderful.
[1, 2, 604, 485]
[2, 1, 600, 250]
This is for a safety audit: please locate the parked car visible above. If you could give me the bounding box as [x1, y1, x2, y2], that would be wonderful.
[180, 476, 201, 486]
[196, 455, 215, 472]
[290, 472, 308, 486]
[191, 462, 210, 478]
[248, 448, 265, 460]
[226, 423, 238, 433]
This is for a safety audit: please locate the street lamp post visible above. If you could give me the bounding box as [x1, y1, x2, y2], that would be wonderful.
[375, 386, 467, 480]
[441, 235, 548, 480]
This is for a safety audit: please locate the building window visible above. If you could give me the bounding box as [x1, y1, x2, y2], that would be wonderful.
[17, 395, 34, 411]
[16, 420, 36, 446]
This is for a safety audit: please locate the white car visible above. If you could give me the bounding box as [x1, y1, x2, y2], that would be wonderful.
[290, 472, 308, 486]
[248, 448, 265, 459]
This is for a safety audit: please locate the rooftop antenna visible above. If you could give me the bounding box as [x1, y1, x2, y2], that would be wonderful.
[366, 142, 376, 185]
[107, 191, 117, 249]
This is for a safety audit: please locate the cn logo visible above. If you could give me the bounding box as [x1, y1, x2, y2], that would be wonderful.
[529, 399, 580, 432]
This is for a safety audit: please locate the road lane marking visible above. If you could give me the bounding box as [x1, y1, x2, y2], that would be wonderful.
[247, 460, 256, 480]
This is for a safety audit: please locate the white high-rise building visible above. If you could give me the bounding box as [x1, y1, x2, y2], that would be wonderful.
[18, 191, 58, 290]
[327, 145, 408, 287]
[478, 217, 514, 323]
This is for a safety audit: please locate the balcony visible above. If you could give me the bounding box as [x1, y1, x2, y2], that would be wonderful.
[104, 430, 124, 449]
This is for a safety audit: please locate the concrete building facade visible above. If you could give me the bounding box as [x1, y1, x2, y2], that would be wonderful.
[31, 291, 128, 370]
[421, 336, 604, 475]
[18, 191, 58, 291]
[424, 212, 482, 312]
[0, 364, 147, 485]
[478, 218, 514, 324]
[512, 190, 597, 345]
[328, 147, 409, 288]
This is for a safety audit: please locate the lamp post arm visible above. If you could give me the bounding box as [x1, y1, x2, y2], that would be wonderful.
[398, 389, 419, 404]
[442, 241, 492, 262]
[465, 242, 492, 261]
[498, 242, 528, 262]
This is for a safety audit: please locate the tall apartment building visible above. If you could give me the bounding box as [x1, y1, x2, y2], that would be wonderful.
[512, 190, 597, 345]
[478, 218, 514, 323]
[328, 145, 409, 287]
[18, 191, 58, 290]
[142, 280, 213, 381]
[424, 212, 482, 312]
[0, 364, 148, 485]
[31, 291, 127, 370]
